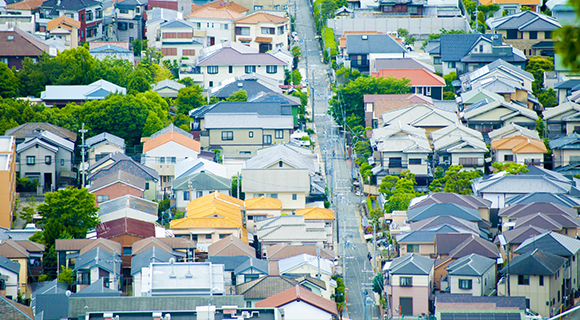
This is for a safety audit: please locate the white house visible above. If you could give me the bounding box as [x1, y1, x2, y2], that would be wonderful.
[153, 19, 204, 62]
[442, 254, 496, 296]
[0, 256, 20, 300]
[277, 253, 334, 300]
[256, 285, 338, 320]
[86, 132, 125, 165]
[185, 7, 242, 46]
[233, 12, 289, 53]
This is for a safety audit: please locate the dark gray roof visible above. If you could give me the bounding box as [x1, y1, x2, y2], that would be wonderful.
[409, 193, 491, 211]
[172, 170, 231, 191]
[515, 231, 580, 257]
[447, 253, 495, 276]
[489, 10, 561, 31]
[410, 216, 480, 234]
[160, 19, 196, 29]
[396, 224, 476, 244]
[190, 101, 289, 119]
[493, 225, 549, 245]
[444, 235, 500, 261]
[69, 295, 245, 317]
[373, 58, 433, 72]
[249, 91, 301, 107]
[407, 203, 482, 222]
[513, 213, 563, 230]
[87, 170, 146, 192]
[73, 278, 121, 297]
[208, 255, 256, 271]
[435, 233, 474, 255]
[116, 0, 147, 9]
[86, 132, 125, 149]
[501, 248, 565, 275]
[436, 293, 526, 310]
[388, 253, 434, 275]
[424, 39, 440, 55]
[88, 152, 159, 181]
[197, 46, 286, 66]
[345, 34, 407, 55]
[235, 276, 298, 299]
[0, 255, 20, 275]
[31, 280, 69, 320]
[440, 34, 495, 62]
[554, 79, 580, 91]
[505, 192, 580, 207]
[234, 257, 269, 275]
[150, 123, 193, 139]
[213, 79, 278, 99]
[498, 202, 576, 219]
[549, 133, 580, 150]
[74, 247, 121, 275]
[41, 0, 101, 13]
[130, 246, 174, 275]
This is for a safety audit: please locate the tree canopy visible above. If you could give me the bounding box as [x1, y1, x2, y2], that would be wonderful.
[378, 171, 421, 213]
[226, 89, 248, 102]
[554, 0, 580, 71]
[491, 162, 529, 175]
[429, 165, 483, 195]
[176, 85, 206, 115]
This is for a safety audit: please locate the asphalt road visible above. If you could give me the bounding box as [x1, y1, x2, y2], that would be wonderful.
[292, 2, 379, 319]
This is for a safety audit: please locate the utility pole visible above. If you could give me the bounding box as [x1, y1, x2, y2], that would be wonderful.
[79, 123, 88, 188]
[237, 173, 241, 199]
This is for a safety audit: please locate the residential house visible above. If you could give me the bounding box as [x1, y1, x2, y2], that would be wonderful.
[435, 293, 527, 320]
[142, 124, 200, 192]
[131, 246, 174, 296]
[546, 0, 576, 25]
[550, 133, 580, 168]
[139, 261, 225, 296]
[74, 277, 121, 298]
[264, 243, 334, 275]
[396, 224, 479, 257]
[372, 69, 445, 100]
[152, 19, 204, 61]
[494, 225, 548, 261]
[459, 58, 535, 96]
[0, 136, 16, 229]
[208, 234, 256, 257]
[88, 170, 146, 204]
[370, 57, 435, 74]
[256, 285, 338, 320]
[172, 170, 231, 211]
[277, 254, 333, 299]
[4, 0, 43, 31]
[145, 7, 182, 47]
[0, 239, 44, 297]
[491, 135, 547, 166]
[130, 237, 195, 260]
[115, 0, 147, 42]
[408, 192, 492, 223]
[0, 28, 49, 69]
[46, 15, 80, 50]
[152, 79, 185, 98]
[192, 0, 250, 15]
[543, 101, 580, 139]
[461, 100, 539, 135]
[381, 104, 458, 138]
[89, 43, 135, 64]
[363, 94, 434, 129]
[0, 255, 20, 300]
[97, 195, 158, 224]
[461, 76, 541, 111]
[208, 255, 268, 292]
[344, 34, 407, 73]
[256, 215, 328, 249]
[55, 238, 121, 273]
[236, 276, 300, 308]
[487, 11, 561, 58]
[442, 254, 496, 296]
[554, 79, 580, 104]
[488, 122, 540, 141]
[30, 279, 70, 320]
[385, 253, 434, 317]
[86, 132, 125, 166]
[436, 33, 525, 75]
[244, 196, 283, 233]
[39, 0, 103, 42]
[74, 247, 121, 293]
[233, 12, 288, 52]
[249, 91, 302, 128]
[294, 207, 335, 246]
[268, 46, 293, 68]
[511, 213, 580, 236]
[458, 88, 504, 109]
[473, 166, 580, 208]
[371, 122, 431, 180]
[16, 130, 75, 192]
[210, 73, 283, 100]
[185, 7, 243, 46]
[40, 79, 126, 108]
[498, 249, 566, 317]
[5, 123, 76, 145]
[191, 42, 287, 88]
[479, 0, 541, 16]
[499, 201, 577, 223]
[170, 191, 248, 246]
[505, 192, 580, 209]
[430, 124, 488, 170]
[410, 216, 481, 234]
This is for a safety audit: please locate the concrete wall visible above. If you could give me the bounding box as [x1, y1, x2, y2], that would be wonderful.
[329, 16, 469, 36]
[389, 274, 432, 316]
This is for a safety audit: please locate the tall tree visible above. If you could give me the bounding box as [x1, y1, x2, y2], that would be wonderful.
[378, 171, 420, 212]
[0, 62, 19, 98]
[554, 0, 580, 71]
[142, 111, 165, 137]
[176, 85, 205, 115]
[429, 165, 482, 195]
[226, 89, 248, 102]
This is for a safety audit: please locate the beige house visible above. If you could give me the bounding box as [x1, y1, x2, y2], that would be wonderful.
[234, 12, 288, 53]
[491, 135, 547, 166]
[543, 101, 580, 140]
[86, 132, 125, 165]
[153, 19, 205, 62]
[386, 253, 434, 317]
[462, 100, 539, 134]
[381, 104, 458, 140]
[244, 196, 283, 233]
[46, 15, 80, 50]
[550, 133, 580, 168]
[442, 254, 496, 297]
[431, 124, 488, 170]
[185, 7, 242, 46]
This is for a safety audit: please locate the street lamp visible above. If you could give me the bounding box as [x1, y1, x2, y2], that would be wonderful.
[206, 286, 222, 320]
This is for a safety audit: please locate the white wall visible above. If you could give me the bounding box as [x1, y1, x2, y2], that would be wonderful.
[282, 300, 334, 320]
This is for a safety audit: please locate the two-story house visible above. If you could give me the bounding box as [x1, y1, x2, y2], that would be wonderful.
[462, 100, 539, 135]
[115, 0, 147, 42]
[344, 34, 407, 73]
[172, 171, 231, 211]
[431, 124, 488, 170]
[442, 253, 496, 296]
[0, 28, 49, 69]
[234, 12, 288, 53]
[491, 135, 547, 166]
[46, 15, 80, 50]
[372, 68, 445, 100]
[550, 133, 580, 169]
[153, 19, 204, 62]
[386, 253, 434, 317]
[39, 0, 103, 42]
[0, 239, 44, 298]
[185, 7, 242, 46]
[543, 101, 580, 139]
[86, 132, 125, 166]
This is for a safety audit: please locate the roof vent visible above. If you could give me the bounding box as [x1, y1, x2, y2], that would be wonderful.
[361, 35, 368, 40]
[238, 82, 243, 87]
[7, 36, 14, 41]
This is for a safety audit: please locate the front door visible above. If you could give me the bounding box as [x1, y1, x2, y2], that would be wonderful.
[400, 297, 413, 316]
[44, 172, 52, 192]
[209, 36, 215, 46]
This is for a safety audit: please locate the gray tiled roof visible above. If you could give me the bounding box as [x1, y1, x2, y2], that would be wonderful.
[407, 203, 482, 222]
[150, 123, 193, 139]
[505, 192, 580, 207]
[73, 278, 121, 297]
[410, 216, 479, 234]
[74, 247, 121, 275]
[213, 78, 280, 99]
[87, 152, 159, 181]
[130, 246, 174, 275]
[160, 19, 196, 29]
[207, 255, 255, 272]
[554, 79, 580, 90]
[373, 58, 434, 73]
[440, 34, 495, 62]
[515, 231, 580, 257]
[498, 202, 576, 219]
[0, 255, 20, 275]
[396, 224, 476, 244]
[435, 233, 474, 255]
[197, 45, 286, 66]
[436, 293, 526, 310]
[444, 235, 500, 260]
[249, 91, 301, 107]
[235, 276, 298, 299]
[549, 133, 580, 150]
[501, 248, 565, 275]
[493, 225, 549, 245]
[488, 10, 561, 31]
[86, 132, 125, 149]
[447, 253, 495, 276]
[172, 170, 231, 191]
[245, 144, 316, 174]
[98, 195, 158, 216]
[388, 253, 434, 275]
[345, 34, 407, 55]
[233, 256, 268, 275]
[409, 193, 491, 211]
[88, 170, 146, 192]
[152, 79, 185, 92]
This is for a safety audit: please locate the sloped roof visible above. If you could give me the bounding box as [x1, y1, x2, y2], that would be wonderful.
[88, 152, 159, 181]
[152, 79, 185, 92]
[208, 234, 255, 257]
[491, 135, 547, 154]
[447, 253, 495, 276]
[464, 100, 538, 121]
[98, 195, 158, 216]
[235, 11, 288, 24]
[199, 0, 248, 12]
[131, 237, 173, 256]
[172, 170, 231, 191]
[435, 292, 526, 310]
[265, 243, 334, 260]
[6, 0, 44, 10]
[488, 10, 560, 31]
[295, 207, 335, 221]
[74, 278, 121, 297]
[432, 133, 488, 153]
[234, 256, 269, 275]
[442, 235, 500, 262]
[381, 104, 457, 128]
[498, 202, 576, 219]
[41, 79, 127, 101]
[130, 246, 174, 275]
[0, 28, 49, 57]
[434, 233, 475, 255]
[440, 34, 495, 62]
[212, 76, 282, 99]
[245, 143, 316, 174]
[345, 34, 407, 55]
[407, 203, 482, 222]
[96, 217, 155, 239]
[543, 101, 580, 120]
[372, 69, 445, 87]
[197, 42, 286, 66]
[88, 169, 145, 193]
[86, 132, 125, 149]
[505, 192, 580, 208]
[186, 7, 244, 19]
[79, 238, 122, 255]
[396, 224, 477, 244]
[488, 122, 540, 141]
[0, 239, 30, 258]
[74, 247, 121, 274]
[430, 124, 484, 141]
[0, 255, 21, 275]
[501, 248, 565, 275]
[410, 215, 480, 234]
[0, 296, 33, 320]
[493, 225, 548, 245]
[5, 122, 76, 142]
[244, 196, 283, 210]
[473, 166, 577, 195]
[460, 87, 504, 105]
[278, 253, 332, 275]
[515, 231, 580, 257]
[549, 133, 580, 150]
[255, 285, 338, 315]
[513, 213, 563, 230]
[236, 276, 299, 299]
[389, 253, 434, 275]
[143, 124, 200, 153]
[47, 15, 81, 31]
[15, 240, 44, 252]
[373, 58, 435, 73]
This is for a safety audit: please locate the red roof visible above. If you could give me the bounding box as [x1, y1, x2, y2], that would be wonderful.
[255, 285, 338, 315]
[96, 217, 155, 239]
[372, 69, 445, 87]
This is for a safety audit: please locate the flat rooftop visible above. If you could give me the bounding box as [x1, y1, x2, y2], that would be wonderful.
[0, 154, 11, 171]
[0, 136, 14, 153]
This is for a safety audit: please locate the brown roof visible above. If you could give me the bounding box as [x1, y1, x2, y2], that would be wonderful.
[236, 275, 299, 299]
[199, 0, 248, 13]
[5, 122, 77, 142]
[132, 237, 173, 255]
[14, 240, 44, 253]
[47, 15, 81, 31]
[96, 217, 155, 239]
[434, 233, 473, 255]
[0, 239, 29, 258]
[235, 12, 288, 24]
[0, 28, 49, 57]
[55, 239, 95, 251]
[6, 0, 44, 10]
[208, 234, 255, 257]
[143, 130, 201, 153]
[1, 297, 34, 320]
[436, 234, 499, 267]
[265, 243, 334, 261]
[79, 238, 122, 255]
[491, 135, 547, 154]
[185, 7, 244, 19]
[256, 285, 338, 315]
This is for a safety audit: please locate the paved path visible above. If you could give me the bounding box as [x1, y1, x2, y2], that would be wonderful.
[293, 2, 379, 319]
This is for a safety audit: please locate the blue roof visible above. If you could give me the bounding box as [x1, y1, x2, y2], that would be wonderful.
[345, 34, 407, 55]
[549, 133, 580, 150]
[407, 203, 482, 222]
[0, 255, 20, 275]
[440, 34, 494, 62]
[89, 45, 132, 54]
[554, 79, 580, 90]
[505, 192, 580, 207]
[515, 231, 580, 257]
[74, 247, 121, 275]
[74, 278, 121, 297]
[131, 246, 174, 275]
[396, 224, 476, 244]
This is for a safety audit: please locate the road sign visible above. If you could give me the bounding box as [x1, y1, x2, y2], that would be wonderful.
[305, 78, 308, 84]
[300, 39, 304, 44]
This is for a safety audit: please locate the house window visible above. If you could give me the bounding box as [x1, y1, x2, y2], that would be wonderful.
[275, 130, 284, 139]
[196, 191, 203, 198]
[539, 275, 544, 286]
[87, 11, 93, 21]
[518, 275, 530, 285]
[219, 234, 230, 239]
[388, 157, 402, 168]
[235, 27, 250, 36]
[45, 156, 52, 165]
[26, 156, 35, 165]
[409, 158, 421, 165]
[434, 57, 441, 64]
[279, 161, 283, 167]
[246, 301, 252, 308]
[268, 193, 278, 198]
[161, 48, 177, 56]
[479, 44, 483, 52]
[205, 234, 212, 240]
[407, 244, 419, 253]
[123, 247, 132, 255]
[221, 131, 233, 141]
[120, 9, 129, 13]
[97, 195, 109, 203]
[425, 87, 431, 96]
[504, 154, 514, 162]
[447, 61, 456, 68]
[458, 279, 472, 289]
[184, 191, 190, 201]
[245, 66, 256, 74]
[222, 23, 229, 30]
[261, 27, 274, 34]
[263, 135, 272, 145]
[545, 31, 552, 39]
[157, 157, 165, 164]
[209, 81, 213, 87]
[529, 31, 537, 39]
[278, 26, 284, 35]
[146, 183, 149, 190]
[96, 9, 102, 18]
[292, 194, 297, 200]
[506, 30, 517, 39]
[182, 49, 196, 56]
[266, 65, 278, 74]
[254, 5, 263, 10]
[249, 131, 254, 138]
[136, 6, 140, 13]
[229, 66, 233, 73]
[118, 22, 128, 30]
[400, 277, 413, 287]
[129, 23, 134, 29]
[207, 66, 219, 74]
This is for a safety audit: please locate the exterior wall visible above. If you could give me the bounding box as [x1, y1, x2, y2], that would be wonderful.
[565, 121, 580, 136]
[281, 300, 334, 320]
[172, 227, 246, 244]
[133, 271, 142, 297]
[185, 17, 235, 45]
[175, 188, 230, 211]
[0, 267, 19, 300]
[0, 140, 16, 229]
[507, 271, 563, 317]
[88, 143, 125, 165]
[448, 151, 486, 169]
[207, 128, 291, 155]
[155, 25, 204, 62]
[143, 179, 159, 201]
[143, 141, 199, 191]
[434, 259, 453, 290]
[250, 192, 306, 213]
[449, 265, 495, 296]
[399, 243, 435, 257]
[115, 5, 146, 42]
[282, 264, 332, 299]
[379, 151, 430, 175]
[234, 21, 288, 52]
[196, 64, 285, 89]
[11, 258, 27, 297]
[389, 274, 431, 316]
[500, 30, 552, 58]
[92, 182, 143, 206]
[18, 146, 57, 192]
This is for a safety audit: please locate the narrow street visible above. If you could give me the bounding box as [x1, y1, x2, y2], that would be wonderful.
[293, 2, 379, 319]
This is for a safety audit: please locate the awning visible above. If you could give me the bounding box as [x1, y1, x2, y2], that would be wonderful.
[255, 37, 272, 43]
[238, 37, 252, 41]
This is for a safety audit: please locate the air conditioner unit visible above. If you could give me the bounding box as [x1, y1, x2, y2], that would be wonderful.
[241, 311, 251, 318]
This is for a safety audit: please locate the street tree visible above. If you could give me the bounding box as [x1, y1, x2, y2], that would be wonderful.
[491, 162, 529, 174]
[429, 165, 482, 194]
[379, 171, 420, 212]
[176, 85, 205, 115]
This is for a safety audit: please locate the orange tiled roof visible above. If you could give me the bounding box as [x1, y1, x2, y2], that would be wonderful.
[256, 285, 338, 315]
[372, 69, 445, 87]
[491, 135, 547, 154]
[185, 7, 244, 20]
[47, 15, 81, 31]
[479, 0, 541, 5]
[200, 0, 249, 13]
[295, 207, 335, 221]
[6, 0, 44, 10]
[245, 195, 283, 210]
[235, 12, 288, 24]
[143, 130, 201, 153]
